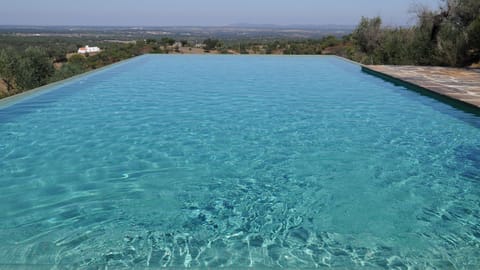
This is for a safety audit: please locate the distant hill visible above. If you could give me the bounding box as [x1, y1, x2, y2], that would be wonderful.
[228, 23, 355, 30]
[0, 25, 355, 40]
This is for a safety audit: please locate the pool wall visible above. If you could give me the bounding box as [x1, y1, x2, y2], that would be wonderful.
[362, 65, 480, 111]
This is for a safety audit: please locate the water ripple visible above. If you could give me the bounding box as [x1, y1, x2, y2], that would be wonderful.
[0, 55, 479, 268]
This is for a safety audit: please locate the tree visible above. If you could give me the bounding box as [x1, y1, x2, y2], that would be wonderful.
[349, 0, 480, 67]
[145, 38, 157, 44]
[160, 37, 175, 46]
[455, 0, 480, 65]
[410, 8, 439, 65]
[466, 17, 480, 63]
[49, 62, 86, 83]
[68, 54, 87, 68]
[377, 28, 415, 65]
[203, 38, 221, 50]
[15, 47, 54, 90]
[353, 17, 383, 56]
[0, 47, 18, 92]
[413, 0, 480, 66]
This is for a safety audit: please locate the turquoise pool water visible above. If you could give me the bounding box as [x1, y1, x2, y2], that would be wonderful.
[0, 55, 479, 269]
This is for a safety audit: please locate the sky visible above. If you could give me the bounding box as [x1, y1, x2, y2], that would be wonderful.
[0, 0, 440, 27]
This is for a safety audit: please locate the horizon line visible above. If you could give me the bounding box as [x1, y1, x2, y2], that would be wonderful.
[0, 23, 360, 29]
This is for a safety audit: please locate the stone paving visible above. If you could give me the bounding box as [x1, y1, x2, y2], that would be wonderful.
[362, 65, 480, 109]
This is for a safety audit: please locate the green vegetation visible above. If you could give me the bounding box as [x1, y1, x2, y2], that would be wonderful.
[350, 0, 480, 66]
[0, 40, 152, 98]
[222, 37, 344, 55]
[203, 39, 222, 51]
[16, 47, 54, 90]
[220, 0, 479, 66]
[0, 48, 17, 91]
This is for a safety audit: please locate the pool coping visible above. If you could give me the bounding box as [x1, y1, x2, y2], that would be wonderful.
[361, 65, 480, 111]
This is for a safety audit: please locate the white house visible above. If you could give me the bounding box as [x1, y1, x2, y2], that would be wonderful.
[78, 45, 101, 54]
[172, 41, 183, 49]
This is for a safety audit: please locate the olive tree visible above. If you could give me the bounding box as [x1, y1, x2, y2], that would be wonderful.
[414, 0, 480, 66]
[353, 16, 382, 55]
[15, 47, 54, 90]
[0, 47, 18, 92]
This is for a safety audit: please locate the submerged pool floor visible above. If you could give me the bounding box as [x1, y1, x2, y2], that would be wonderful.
[0, 55, 479, 268]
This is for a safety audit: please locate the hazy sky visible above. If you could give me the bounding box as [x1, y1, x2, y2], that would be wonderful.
[0, 0, 440, 26]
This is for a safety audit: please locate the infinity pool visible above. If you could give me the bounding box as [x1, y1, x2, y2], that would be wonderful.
[0, 55, 479, 269]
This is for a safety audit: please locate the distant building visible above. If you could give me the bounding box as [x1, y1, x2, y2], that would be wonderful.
[78, 45, 101, 54]
[172, 41, 183, 49]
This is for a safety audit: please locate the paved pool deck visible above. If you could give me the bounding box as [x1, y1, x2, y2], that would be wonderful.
[362, 65, 480, 109]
